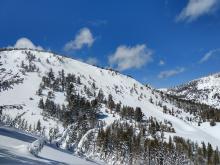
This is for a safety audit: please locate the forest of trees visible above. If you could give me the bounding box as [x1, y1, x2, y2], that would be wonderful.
[34, 68, 220, 164]
[154, 90, 220, 126]
[79, 120, 220, 165]
[1, 50, 220, 164]
[36, 68, 176, 150]
[0, 64, 24, 92]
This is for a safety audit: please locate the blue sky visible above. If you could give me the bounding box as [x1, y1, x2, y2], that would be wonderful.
[0, 0, 220, 88]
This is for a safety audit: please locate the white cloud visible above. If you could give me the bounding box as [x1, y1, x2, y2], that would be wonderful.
[199, 48, 220, 63]
[108, 44, 153, 71]
[76, 57, 99, 66]
[9, 37, 43, 50]
[159, 60, 165, 66]
[158, 67, 185, 79]
[64, 27, 95, 51]
[85, 57, 98, 65]
[176, 0, 219, 22]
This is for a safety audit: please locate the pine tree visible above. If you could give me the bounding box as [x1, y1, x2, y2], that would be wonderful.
[202, 142, 207, 158]
[36, 120, 41, 132]
[21, 60, 25, 68]
[77, 76, 81, 84]
[60, 69, 65, 91]
[207, 143, 213, 164]
[168, 136, 173, 151]
[149, 97, 153, 104]
[24, 121, 28, 130]
[97, 89, 104, 102]
[21, 119, 25, 129]
[92, 82, 96, 89]
[213, 147, 220, 165]
[66, 83, 74, 101]
[134, 107, 143, 122]
[38, 98, 44, 109]
[48, 68, 55, 81]
[36, 87, 42, 96]
[108, 94, 115, 111]
[115, 103, 121, 113]
[29, 124, 32, 132]
[0, 107, 2, 118]
[47, 91, 54, 99]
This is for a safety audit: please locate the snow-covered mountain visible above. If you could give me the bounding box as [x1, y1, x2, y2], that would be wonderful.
[1, 48, 220, 164]
[165, 73, 220, 109]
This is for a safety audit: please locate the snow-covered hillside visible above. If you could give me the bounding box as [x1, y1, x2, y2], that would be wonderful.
[166, 73, 220, 109]
[1, 48, 220, 164]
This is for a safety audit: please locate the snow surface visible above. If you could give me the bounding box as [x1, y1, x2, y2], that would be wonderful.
[1, 49, 220, 157]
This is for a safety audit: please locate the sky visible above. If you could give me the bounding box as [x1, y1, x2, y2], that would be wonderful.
[0, 0, 220, 88]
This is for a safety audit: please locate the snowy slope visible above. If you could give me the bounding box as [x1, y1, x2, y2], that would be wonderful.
[166, 73, 220, 109]
[0, 126, 102, 165]
[1, 48, 220, 158]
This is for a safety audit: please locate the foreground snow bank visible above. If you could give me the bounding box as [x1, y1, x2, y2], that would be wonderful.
[0, 126, 103, 165]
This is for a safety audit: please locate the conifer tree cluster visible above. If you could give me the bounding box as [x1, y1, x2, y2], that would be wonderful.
[0, 68, 24, 92]
[93, 120, 220, 165]
[34, 68, 220, 164]
[37, 69, 101, 145]
[20, 51, 40, 73]
[156, 91, 220, 126]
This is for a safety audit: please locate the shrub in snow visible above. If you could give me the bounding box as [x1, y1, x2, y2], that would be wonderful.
[28, 138, 45, 156]
[210, 120, 216, 126]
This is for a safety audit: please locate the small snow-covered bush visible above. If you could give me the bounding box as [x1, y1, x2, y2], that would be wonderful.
[28, 138, 45, 156]
[210, 120, 216, 126]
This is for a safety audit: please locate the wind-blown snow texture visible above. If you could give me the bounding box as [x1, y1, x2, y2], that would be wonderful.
[1, 49, 220, 164]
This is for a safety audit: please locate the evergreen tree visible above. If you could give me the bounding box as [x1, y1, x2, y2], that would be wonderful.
[36, 120, 41, 132]
[207, 143, 213, 164]
[97, 89, 104, 102]
[28, 124, 32, 132]
[48, 68, 55, 81]
[214, 147, 220, 165]
[24, 121, 28, 130]
[77, 76, 81, 84]
[115, 103, 121, 113]
[36, 87, 43, 96]
[134, 107, 143, 122]
[66, 83, 74, 101]
[47, 91, 54, 99]
[107, 94, 115, 110]
[202, 142, 207, 158]
[38, 98, 44, 109]
[60, 69, 65, 91]
[92, 82, 96, 89]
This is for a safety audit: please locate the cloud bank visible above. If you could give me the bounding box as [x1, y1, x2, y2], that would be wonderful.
[108, 44, 153, 71]
[64, 27, 95, 51]
[177, 0, 219, 22]
[159, 60, 165, 66]
[199, 48, 220, 63]
[85, 57, 99, 65]
[9, 37, 43, 50]
[158, 67, 185, 79]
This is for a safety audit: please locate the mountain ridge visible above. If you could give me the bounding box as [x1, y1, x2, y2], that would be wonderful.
[165, 72, 220, 109]
[1, 48, 220, 164]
